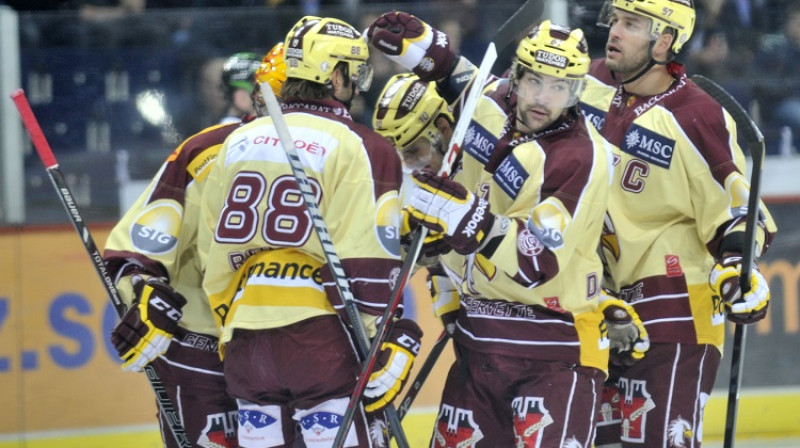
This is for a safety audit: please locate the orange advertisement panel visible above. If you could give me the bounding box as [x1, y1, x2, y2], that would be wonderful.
[0, 226, 156, 435]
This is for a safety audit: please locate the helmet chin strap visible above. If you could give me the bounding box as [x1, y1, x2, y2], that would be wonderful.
[612, 40, 676, 85]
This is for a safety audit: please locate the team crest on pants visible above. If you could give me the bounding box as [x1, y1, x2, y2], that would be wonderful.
[198, 411, 238, 448]
[512, 396, 553, 448]
[598, 385, 622, 423]
[619, 378, 656, 443]
[432, 404, 484, 447]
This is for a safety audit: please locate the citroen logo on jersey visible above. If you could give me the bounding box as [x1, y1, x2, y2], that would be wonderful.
[621, 125, 675, 168]
[130, 200, 181, 254]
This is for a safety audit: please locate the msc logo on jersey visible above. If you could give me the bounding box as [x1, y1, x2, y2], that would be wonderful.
[130, 199, 181, 254]
[375, 191, 401, 257]
[580, 103, 607, 131]
[621, 125, 675, 168]
[494, 154, 528, 199]
[463, 122, 496, 164]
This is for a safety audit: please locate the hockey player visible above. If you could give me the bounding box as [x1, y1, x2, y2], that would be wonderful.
[197, 16, 421, 447]
[219, 52, 261, 124]
[373, 72, 455, 175]
[103, 43, 286, 448]
[579, 0, 778, 446]
[367, 14, 647, 446]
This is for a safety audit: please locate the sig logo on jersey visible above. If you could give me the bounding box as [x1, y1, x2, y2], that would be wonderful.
[130, 199, 182, 254]
[463, 122, 496, 164]
[375, 191, 401, 257]
[621, 125, 675, 169]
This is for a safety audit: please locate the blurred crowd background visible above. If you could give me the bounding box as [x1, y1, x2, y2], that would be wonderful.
[0, 0, 797, 224]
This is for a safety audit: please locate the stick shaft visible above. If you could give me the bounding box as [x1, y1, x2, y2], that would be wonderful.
[690, 75, 765, 448]
[9, 89, 192, 447]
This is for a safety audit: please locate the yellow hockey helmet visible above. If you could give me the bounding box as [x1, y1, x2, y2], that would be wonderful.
[598, 0, 696, 54]
[255, 41, 286, 98]
[515, 20, 590, 80]
[284, 16, 373, 91]
[373, 73, 453, 150]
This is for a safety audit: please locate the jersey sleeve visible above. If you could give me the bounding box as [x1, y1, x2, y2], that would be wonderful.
[104, 123, 235, 306]
[676, 89, 777, 259]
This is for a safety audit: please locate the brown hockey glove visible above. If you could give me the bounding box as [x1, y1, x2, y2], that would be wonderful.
[366, 11, 455, 82]
[405, 169, 494, 255]
[363, 318, 423, 413]
[599, 291, 650, 367]
[709, 255, 770, 324]
[110, 275, 186, 372]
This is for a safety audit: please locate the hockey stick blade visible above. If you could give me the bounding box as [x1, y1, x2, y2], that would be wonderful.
[9, 89, 192, 448]
[259, 83, 409, 448]
[492, 0, 545, 50]
[691, 75, 765, 448]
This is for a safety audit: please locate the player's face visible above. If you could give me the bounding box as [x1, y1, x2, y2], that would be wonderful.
[401, 134, 443, 173]
[604, 9, 654, 78]
[514, 70, 572, 134]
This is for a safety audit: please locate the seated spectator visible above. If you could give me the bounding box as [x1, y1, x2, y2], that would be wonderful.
[753, 1, 800, 154]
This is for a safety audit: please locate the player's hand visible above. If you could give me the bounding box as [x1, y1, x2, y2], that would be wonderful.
[405, 170, 494, 255]
[366, 11, 455, 82]
[401, 209, 452, 263]
[364, 319, 423, 413]
[111, 275, 186, 372]
[599, 291, 649, 367]
[427, 264, 459, 335]
[709, 256, 770, 324]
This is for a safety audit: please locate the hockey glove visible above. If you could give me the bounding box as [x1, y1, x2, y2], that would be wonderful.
[364, 318, 423, 413]
[405, 170, 494, 255]
[401, 208, 452, 265]
[427, 265, 460, 336]
[366, 11, 455, 82]
[709, 256, 770, 324]
[599, 291, 650, 367]
[111, 275, 186, 372]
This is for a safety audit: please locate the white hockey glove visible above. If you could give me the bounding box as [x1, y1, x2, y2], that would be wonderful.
[364, 318, 423, 413]
[366, 11, 455, 82]
[111, 275, 186, 372]
[599, 291, 649, 367]
[709, 255, 770, 324]
[427, 264, 460, 335]
[405, 170, 494, 255]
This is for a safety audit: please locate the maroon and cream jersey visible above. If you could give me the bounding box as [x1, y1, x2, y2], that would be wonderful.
[198, 99, 403, 346]
[439, 80, 614, 372]
[580, 60, 777, 350]
[104, 122, 242, 335]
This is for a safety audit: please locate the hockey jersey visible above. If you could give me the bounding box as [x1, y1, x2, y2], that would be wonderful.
[198, 99, 404, 348]
[104, 122, 241, 336]
[439, 79, 614, 373]
[579, 60, 777, 350]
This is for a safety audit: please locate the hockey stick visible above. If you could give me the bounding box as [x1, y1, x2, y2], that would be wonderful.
[258, 83, 410, 447]
[397, 329, 450, 419]
[691, 75, 765, 448]
[331, 41, 499, 448]
[9, 90, 192, 448]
